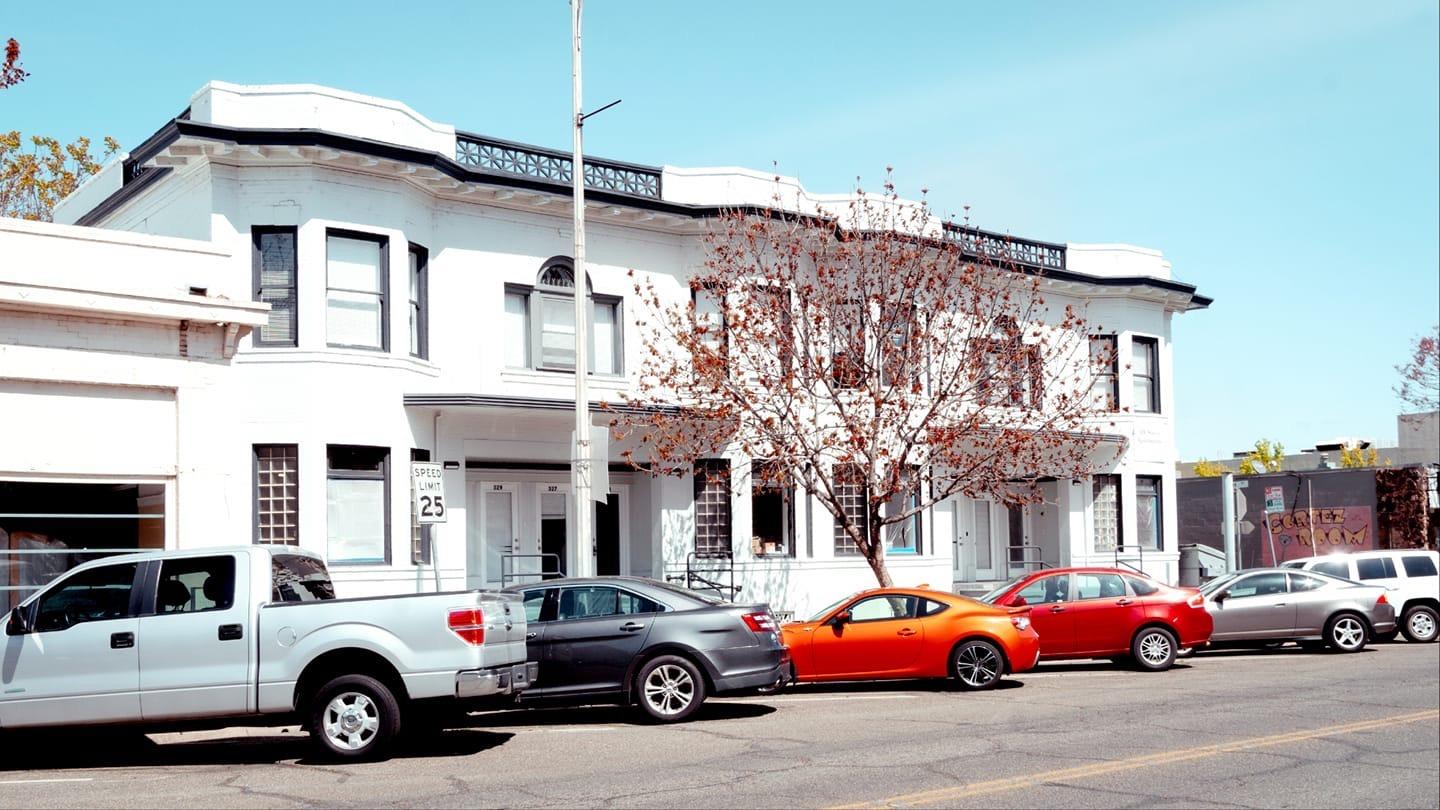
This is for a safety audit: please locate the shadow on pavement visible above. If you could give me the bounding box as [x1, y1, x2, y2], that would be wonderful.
[774, 678, 1024, 695]
[0, 727, 513, 771]
[1029, 661, 1196, 674]
[1191, 645, 1377, 659]
[464, 699, 776, 728]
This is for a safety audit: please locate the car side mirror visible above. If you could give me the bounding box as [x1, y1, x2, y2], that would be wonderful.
[6, 607, 32, 636]
[1007, 595, 1028, 608]
[830, 610, 852, 626]
[1213, 592, 1227, 605]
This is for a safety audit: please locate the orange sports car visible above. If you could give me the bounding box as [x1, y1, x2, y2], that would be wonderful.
[779, 586, 1040, 690]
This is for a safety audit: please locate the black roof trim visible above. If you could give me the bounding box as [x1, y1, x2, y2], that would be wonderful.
[74, 118, 1211, 308]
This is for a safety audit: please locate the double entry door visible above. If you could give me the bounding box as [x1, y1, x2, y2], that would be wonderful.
[467, 479, 626, 589]
[953, 499, 1027, 582]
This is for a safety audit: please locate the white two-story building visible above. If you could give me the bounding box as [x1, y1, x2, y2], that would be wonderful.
[0, 82, 1210, 616]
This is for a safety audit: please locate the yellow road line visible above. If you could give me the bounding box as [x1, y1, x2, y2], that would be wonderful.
[837, 709, 1440, 809]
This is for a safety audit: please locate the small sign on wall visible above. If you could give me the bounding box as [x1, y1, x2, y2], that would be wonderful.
[411, 462, 447, 523]
[1264, 486, 1285, 513]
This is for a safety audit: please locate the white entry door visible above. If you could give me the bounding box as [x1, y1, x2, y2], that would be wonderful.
[469, 482, 517, 589]
[972, 500, 1001, 581]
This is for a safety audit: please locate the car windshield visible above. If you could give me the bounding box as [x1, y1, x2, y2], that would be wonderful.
[806, 594, 857, 623]
[977, 575, 1028, 604]
[1199, 572, 1240, 596]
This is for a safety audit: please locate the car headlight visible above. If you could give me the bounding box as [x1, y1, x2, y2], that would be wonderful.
[1010, 615, 1031, 631]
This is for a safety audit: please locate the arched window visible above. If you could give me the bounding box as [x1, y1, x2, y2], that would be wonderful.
[502, 256, 621, 374]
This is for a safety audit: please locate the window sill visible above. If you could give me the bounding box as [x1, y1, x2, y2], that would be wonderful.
[500, 367, 629, 388]
[237, 347, 440, 375]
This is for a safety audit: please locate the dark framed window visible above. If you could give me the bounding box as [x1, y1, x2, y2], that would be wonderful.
[750, 460, 795, 557]
[1089, 334, 1118, 411]
[34, 563, 140, 632]
[326, 230, 388, 351]
[253, 444, 299, 545]
[694, 459, 732, 557]
[408, 243, 428, 360]
[1132, 336, 1159, 413]
[879, 302, 921, 392]
[848, 594, 919, 622]
[410, 448, 432, 565]
[833, 463, 868, 556]
[831, 300, 866, 389]
[504, 257, 623, 375]
[1136, 475, 1162, 550]
[1093, 474, 1121, 552]
[251, 226, 297, 347]
[885, 466, 921, 554]
[692, 285, 728, 368]
[973, 318, 1039, 409]
[1402, 555, 1438, 578]
[1356, 557, 1397, 581]
[326, 445, 390, 565]
[1006, 504, 1025, 567]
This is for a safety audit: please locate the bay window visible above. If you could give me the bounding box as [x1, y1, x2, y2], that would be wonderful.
[1132, 336, 1159, 413]
[1090, 335, 1119, 411]
[1136, 475, 1162, 550]
[326, 231, 388, 351]
[251, 227, 297, 347]
[326, 445, 389, 565]
[750, 460, 794, 557]
[408, 243, 428, 359]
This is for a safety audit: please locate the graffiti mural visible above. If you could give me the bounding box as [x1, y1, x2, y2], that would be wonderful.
[1263, 505, 1374, 565]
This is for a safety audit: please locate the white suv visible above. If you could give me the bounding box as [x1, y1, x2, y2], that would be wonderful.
[1282, 550, 1439, 643]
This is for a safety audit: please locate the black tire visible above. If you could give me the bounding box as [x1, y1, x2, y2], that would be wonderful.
[951, 639, 1005, 690]
[1130, 627, 1178, 672]
[1298, 640, 1327, 652]
[634, 655, 706, 722]
[1400, 605, 1439, 644]
[1325, 612, 1369, 653]
[308, 674, 402, 760]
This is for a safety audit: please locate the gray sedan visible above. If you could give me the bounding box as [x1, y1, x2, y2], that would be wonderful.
[1198, 568, 1397, 653]
[503, 577, 789, 722]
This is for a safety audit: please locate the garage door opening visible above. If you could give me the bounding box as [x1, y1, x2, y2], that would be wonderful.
[0, 480, 165, 608]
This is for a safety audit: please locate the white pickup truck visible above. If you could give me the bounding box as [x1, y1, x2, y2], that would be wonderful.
[0, 545, 536, 759]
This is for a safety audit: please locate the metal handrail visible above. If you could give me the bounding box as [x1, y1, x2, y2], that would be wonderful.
[1008, 544, 1051, 571]
[499, 553, 562, 586]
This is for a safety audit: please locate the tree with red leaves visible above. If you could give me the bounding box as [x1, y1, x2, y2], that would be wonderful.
[2, 38, 26, 89]
[1395, 325, 1439, 413]
[616, 178, 1120, 587]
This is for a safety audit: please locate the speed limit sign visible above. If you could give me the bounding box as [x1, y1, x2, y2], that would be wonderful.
[411, 462, 447, 524]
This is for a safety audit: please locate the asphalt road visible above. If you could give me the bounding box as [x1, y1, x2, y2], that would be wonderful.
[1, 643, 1436, 809]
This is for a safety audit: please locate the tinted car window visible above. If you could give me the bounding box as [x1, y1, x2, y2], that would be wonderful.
[849, 595, 919, 622]
[156, 556, 235, 614]
[1288, 572, 1327, 592]
[1074, 574, 1127, 600]
[35, 563, 139, 632]
[1402, 556, 1438, 578]
[1125, 576, 1160, 596]
[1356, 558, 1397, 581]
[1311, 560, 1351, 579]
[618, 590, 662, 614]
[1016, 575, 1068, 605]
[558, 587, 624, 620]
[1226, 572, 1287, 598]
[920, 598, 950, 616]
[272, 554, 335, 602]
[521, 589, 550, 622]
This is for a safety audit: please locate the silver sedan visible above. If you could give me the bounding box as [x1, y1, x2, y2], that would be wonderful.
[1198, 568, 1397, 653]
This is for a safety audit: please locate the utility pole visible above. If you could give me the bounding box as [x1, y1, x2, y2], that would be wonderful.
[570, 0, 593, 578]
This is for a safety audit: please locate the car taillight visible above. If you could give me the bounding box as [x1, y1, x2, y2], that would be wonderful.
[742, 611, 776, 633]
[1011, 615, 1031, 632]
[448, 607, 486, 645]
[1187, 594, 1205, 609]
[1376, 593, 1389, 606]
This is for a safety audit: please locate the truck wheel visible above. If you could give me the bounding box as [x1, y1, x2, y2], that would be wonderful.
[1401, 605, 1438, 643]
[309, 674, 401, 760]
[634, 655, 706, 722]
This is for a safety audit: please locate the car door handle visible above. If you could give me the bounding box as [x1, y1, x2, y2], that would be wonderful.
[897, 628, 917, 637]
[1049, 606, 1066, 613]
[1273, 603, 1288, 608]
[110, 632, 134, 649]
[620, 621, 646, 632]
[1116, 598, 1134, 606]
[218, 624, 243, 641]
[526, 632, 538, 640]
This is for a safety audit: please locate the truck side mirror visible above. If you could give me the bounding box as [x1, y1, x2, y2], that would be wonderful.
[6, 607, 32, 636]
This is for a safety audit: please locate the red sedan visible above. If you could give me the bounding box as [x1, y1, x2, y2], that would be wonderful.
[978, 567, 1212, 671]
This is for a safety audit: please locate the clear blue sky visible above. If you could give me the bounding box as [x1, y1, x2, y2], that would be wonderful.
[5, 1, 1437, 459]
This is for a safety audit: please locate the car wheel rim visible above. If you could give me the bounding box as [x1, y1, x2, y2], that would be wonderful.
[1139, 632, 1172, 666]
[956, 644, 1000, 687]
[1332, 617, 1365, 649]
[643, 664, 695, 716]
[324, 691, 380, 750]
[1410, 612, 1437, 640]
